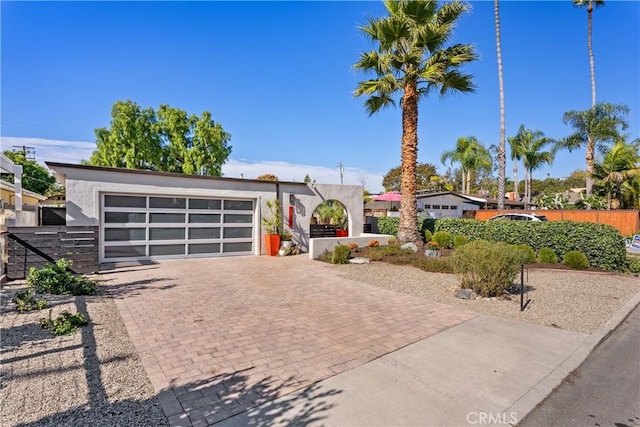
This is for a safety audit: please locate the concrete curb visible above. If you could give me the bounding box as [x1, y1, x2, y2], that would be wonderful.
[507, 290, 640, 426]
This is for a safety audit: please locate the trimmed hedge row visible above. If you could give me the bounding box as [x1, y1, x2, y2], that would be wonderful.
[434, 218, 626, 271]
[377, 217, 436, 237]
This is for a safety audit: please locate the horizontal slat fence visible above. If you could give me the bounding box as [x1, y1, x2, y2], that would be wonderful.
[7, 226, 99, 279]
[310, 224, 339, 238]
[473, 210, 640, 236]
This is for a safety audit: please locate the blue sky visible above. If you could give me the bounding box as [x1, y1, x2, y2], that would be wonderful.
[1, 1, 638, 193]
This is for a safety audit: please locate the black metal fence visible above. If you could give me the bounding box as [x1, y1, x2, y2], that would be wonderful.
[7, 226, 99, 279]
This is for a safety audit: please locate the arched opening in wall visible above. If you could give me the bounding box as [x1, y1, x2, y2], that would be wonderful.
[310, 200, 349, 238]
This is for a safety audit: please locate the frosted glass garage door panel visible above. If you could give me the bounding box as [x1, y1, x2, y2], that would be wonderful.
[104, 195, 146, 208]
[224, 200, 253, 210]
[188, 243, 221, 254]
[189, 199, 222, 210]
[223, 242, 252, 253]
[105, 245, 146, 258]
[149, 228, 185, 240]
[150, 197, 186, 209]
[189, 214, 221, 223]
[104, 228, 146, 241]
[150, 213, 185, 223]
[149, 244, 185, 256]
[224, 214, 252, 223]
[189, 228, 221, 239]
[223, 227, 253, 239]
[105, 212, 146, 223]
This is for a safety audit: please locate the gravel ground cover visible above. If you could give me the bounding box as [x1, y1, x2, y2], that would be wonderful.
[333, 263, 640, 334]
[0, 283, 168, 427]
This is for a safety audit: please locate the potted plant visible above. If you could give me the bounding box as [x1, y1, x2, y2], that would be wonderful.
[262, 199, 282, 256]
[280, 230, 293, 248]
[332, 208, 348, 237]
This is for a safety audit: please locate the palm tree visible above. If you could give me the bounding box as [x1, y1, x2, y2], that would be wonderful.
[354, 0, 477, 244]
[558, 102, 630, 195]
[573, 0, 605, 108]
[495, 0, 506, 209]
[508, 128, 525, 199]
[592, 140, 640, 209]
[441, 136, 491, 194]
[510, 126, 555, 205]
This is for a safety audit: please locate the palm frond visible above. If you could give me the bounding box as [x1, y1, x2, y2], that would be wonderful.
[363, 95, 397, 116]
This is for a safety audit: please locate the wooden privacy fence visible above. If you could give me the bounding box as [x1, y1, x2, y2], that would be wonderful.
[310, 224, 339, 238]
[7, 226, 99, 280]
[473, 210, 640, 236]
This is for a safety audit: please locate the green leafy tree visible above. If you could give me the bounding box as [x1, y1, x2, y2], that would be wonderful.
[353, 0, 477, 244]
[573, 0, 605, 108]
[592, 140, 640, 209]
[557, 102, 629, 195]
[381, 162, 437, 192]
[88, 100, 231, 175]
[1, 150, 56, 195]
[441, 136, 491, 194]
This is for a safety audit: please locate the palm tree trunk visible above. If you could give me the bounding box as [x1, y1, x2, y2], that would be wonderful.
[513, 162, 518, 199]
[495, 0, 506, 210]
[398, 80, 421, 244]
[586, 134, 595, 195]
[588, 0, 596, 109]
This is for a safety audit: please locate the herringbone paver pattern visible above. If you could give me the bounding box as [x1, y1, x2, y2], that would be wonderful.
[103, 256, 476, 426]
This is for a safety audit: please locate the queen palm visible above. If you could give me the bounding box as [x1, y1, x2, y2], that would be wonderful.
[354, 0, 477, 244]
[441, 136, 491, 194]
[510, 126, 555, 205]
[507, 128, 525, 199]
[592, 140, 640, 209]
[558, 102, 629, 195]
[573, 0, 605, 108]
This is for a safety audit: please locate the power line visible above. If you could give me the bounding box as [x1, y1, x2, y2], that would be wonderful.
[11, 145, 36, 161]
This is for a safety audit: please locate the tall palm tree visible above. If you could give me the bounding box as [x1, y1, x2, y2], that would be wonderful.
[592, 140, 640, 209]
[558, 102, 629, 195]
[508, 128, 525, 199]
[573, 0, 605, 108]
[441, 136, 491, 194]
[495, 0, 506, 209]
[354, 0, 477, 244]
[510, 126, 555, 205]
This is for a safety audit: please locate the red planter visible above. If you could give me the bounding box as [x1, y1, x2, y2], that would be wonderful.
[336, 229, 348, 237]
[265, 234, 281, 256]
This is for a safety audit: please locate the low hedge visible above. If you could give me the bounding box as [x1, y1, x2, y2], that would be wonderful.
[434, 218, 626, 271]
[377, 217, 436, 240]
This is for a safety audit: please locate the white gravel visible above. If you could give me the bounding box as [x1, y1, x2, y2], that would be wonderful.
[0, 284, 168, 427]
[332, 263, 640, 334]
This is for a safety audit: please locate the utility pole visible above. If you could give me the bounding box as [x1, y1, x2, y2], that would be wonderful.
[13, 145, 36, 160]
[338, 161, 344, 185]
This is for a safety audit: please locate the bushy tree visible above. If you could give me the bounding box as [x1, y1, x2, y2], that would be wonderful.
[382, 162, 437, 192]
[1, 150, 56, 195]
[88, 100, 231, 176]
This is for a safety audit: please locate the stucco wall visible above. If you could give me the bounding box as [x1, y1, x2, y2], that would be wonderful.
[50, 164, 363, 255]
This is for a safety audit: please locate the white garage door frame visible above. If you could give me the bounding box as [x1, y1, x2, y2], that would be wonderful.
[100, 192, 256, 263]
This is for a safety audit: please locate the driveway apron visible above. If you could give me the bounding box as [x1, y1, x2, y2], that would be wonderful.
[102, 255, 476, 426]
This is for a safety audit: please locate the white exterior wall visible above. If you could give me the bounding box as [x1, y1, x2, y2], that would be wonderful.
[417, 194, 465, 218]
[51, 164, 362, 255]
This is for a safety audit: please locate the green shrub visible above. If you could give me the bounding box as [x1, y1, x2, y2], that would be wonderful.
[331, 245, 350, 264]
[563, 250, 589, 270]
[432, 231, 453, 249]
[423, 229, 433, 243]
[27, 259, 97, 295]
[377, 217, 435, 237]
[450, 240, 523, 297]
[435, 218, 626, 271]
[627, 256, 640, 274]
[538, 247, 558, 264]
[12, 290, 47, 312]
[411, 257, 453, 274]
[40, 310, 88, 336]
[515, 244, 535, 264]
[453, 235, 468, 248]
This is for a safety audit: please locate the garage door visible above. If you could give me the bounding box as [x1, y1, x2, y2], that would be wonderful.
[101, 194, 254, 262]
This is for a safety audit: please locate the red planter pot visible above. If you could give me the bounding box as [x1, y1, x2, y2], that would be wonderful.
[265, 234, 281, 256]
[336, 230, 348, 237]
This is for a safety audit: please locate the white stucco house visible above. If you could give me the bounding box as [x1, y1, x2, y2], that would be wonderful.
[416, 191, 486, 218]
[47, 162, 363, 264]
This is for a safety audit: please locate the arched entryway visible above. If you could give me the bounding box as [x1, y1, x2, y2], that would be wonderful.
[310, 200, 349, 238]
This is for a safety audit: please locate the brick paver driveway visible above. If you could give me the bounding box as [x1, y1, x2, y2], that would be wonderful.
[101, 255, 476, 426]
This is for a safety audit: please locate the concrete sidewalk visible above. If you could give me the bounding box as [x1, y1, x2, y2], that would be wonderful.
[218, 291, 640, 426]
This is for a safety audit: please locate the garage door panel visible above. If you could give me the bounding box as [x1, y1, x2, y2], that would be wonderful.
[102, 194, 254, 262]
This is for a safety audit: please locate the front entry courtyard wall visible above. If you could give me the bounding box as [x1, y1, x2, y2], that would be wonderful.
[47, 163, 363, 263]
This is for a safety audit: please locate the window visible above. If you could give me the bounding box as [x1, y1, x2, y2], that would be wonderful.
[432, 205, 441, 209]
[149, 197, 186, 209]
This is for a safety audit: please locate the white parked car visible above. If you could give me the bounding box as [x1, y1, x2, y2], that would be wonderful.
[489, 213, 548, 221]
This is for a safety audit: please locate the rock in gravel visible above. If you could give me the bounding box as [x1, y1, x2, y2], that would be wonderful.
[349, 257, 371, 264]
[401, 243, 418, 253]
[456, 289, 475, 300]
[425, 249, 442, 257]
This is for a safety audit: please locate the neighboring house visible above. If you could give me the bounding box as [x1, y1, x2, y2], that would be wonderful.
[416, 191, 486, 218]
[1, 153, 47, 226]
[0, 180, 48, 209]
[46, 162, 363, 264]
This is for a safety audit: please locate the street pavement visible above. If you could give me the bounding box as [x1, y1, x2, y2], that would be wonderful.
[519, 304, 640, 427]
